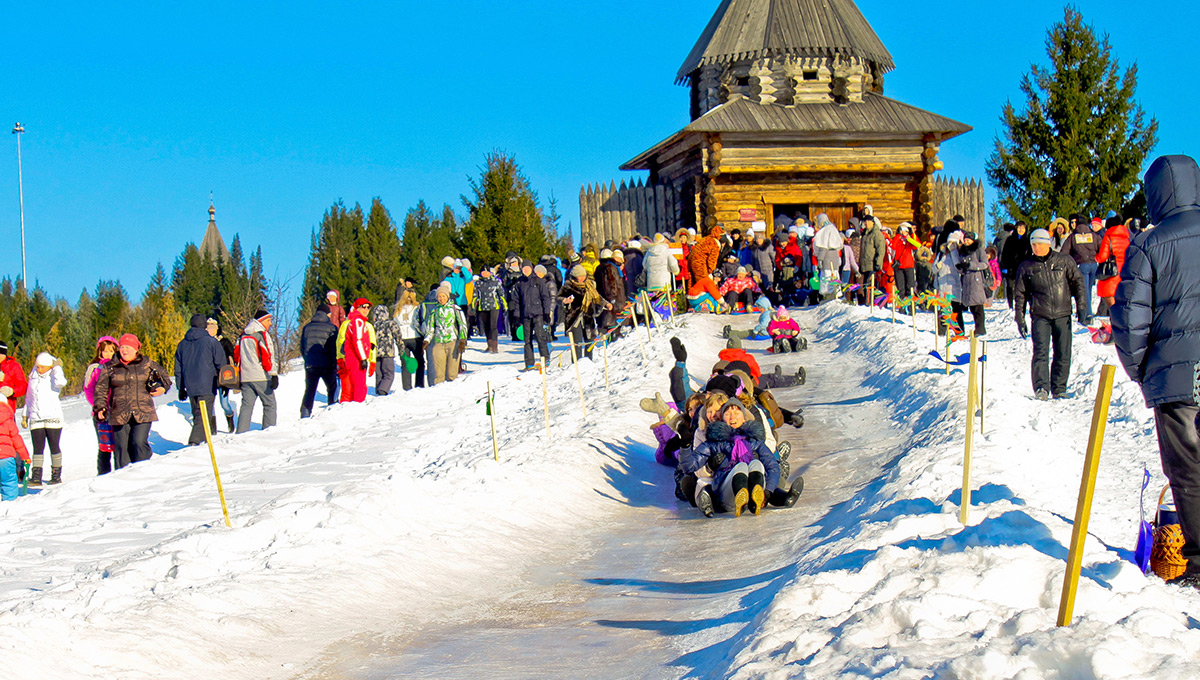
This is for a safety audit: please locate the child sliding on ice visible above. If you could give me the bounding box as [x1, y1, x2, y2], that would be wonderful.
[767, 306, 806, 354]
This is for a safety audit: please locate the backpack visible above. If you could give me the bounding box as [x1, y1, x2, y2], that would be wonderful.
[218, 364, 241, 391]
[982, 263, 996, 290]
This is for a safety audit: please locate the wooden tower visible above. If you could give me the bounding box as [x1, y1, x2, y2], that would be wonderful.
[582, 0, 976, 243]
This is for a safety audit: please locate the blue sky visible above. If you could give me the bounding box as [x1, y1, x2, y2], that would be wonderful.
[1, 0, 1195, 302]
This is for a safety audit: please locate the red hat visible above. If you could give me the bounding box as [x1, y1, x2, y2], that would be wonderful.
[353, 298, 370, 308]
[118, 333, 141, 350]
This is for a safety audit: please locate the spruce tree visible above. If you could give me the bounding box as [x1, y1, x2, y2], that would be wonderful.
[94, 280, 130, 337]
[302, 201, 365, 303]
[397, 201, 457, 295]
[460, 151, 553, 267]
[358, 198, 404, 305]
[987, 6, 1158, 226]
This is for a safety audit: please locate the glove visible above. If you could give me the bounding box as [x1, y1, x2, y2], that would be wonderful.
[422, 341, 430, 352]
[360, 360, 369, 371]
[956, 262, 969, 271]
[1017, 319, 1028, 339]
[20, 416, 28, 429]
[705, 450, 727, 474]
[269, 375, 279, 390]
[457, 339, 468, 354]
[17, 462, 26, 483]
[0, 386, 12, 398]
[1077, 312, 1088, 326]
[178, 387, 187, 401]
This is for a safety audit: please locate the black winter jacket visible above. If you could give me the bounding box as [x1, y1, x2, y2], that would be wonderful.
[301, 310, 339, 370]
[517, 274, 555, 320]
[1063, 225, 1102, 265]
[473, 276, 506, 312]
[1014, 250, 1085, 324]
[1113, 155, 1200, 406]
[174, 323, 225, 397]
[1000, 233, 1031, 277]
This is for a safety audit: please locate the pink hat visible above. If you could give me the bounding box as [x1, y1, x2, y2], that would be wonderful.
[96, 335, 117, 348]
[117, 333, 141, 350]
[775, 306, 789, 318]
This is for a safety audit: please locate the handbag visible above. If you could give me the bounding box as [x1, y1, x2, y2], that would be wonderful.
[1150, 482, 1189, 581]
[1097, 255, 1119, 280]
[218, 364, 242, 391]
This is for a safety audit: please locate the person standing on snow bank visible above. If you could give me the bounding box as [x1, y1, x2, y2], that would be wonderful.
[518, 263, 555, 370]
[1013, 228, 1086, 401]
[0, 393, 30, 501]
[299, 306, 339, 417]
[24, 353, 67, 487]
[174, 313, 225, 446]
[93, 334, 172, 469]
[369, 304, 400, 396]
[337, 299, 377, 403]
[84, 337, 118, 474]
[559, 264, 611, 361]
[472, 267, 507, 354]
[1112, 154, 1200, 587]
[424, 284, 468, 385]
[0, 341, 28, 416]
[237, 310, 279, 433]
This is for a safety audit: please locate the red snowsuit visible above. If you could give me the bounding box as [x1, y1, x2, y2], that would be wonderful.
[0, 357, 28, 415]
[336, 309, 377, 403]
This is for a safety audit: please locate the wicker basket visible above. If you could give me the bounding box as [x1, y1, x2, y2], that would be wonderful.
[1151, 483, 1189, 582]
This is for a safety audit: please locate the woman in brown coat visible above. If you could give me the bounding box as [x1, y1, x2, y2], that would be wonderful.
[93, 333, 172, 470]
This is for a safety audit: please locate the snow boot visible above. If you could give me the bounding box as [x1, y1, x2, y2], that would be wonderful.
[772, 338, 788, 354]
[696, 485, 715, 518]
[28, 466, 43, 488]
[1035, 389, 1050, 401]
[769, 477, 805, 508]
[776, 441, 791, 483]
[670, 336, 687, 363]
[731, 472, 749, 517]
[727, 336, 743, 350]
[721, 325, 732, 339]
[226, 414, 236, 432]
[490, 339, 500, 353]
[799, 337, 809, 351]
[797, 366, 806, 385]
[48, 467, 62, 485]
[748, 470, 766, 516]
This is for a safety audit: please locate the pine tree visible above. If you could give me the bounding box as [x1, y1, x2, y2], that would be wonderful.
[398, 201, 457, 294]
[249, 246, 267, 308]
[986, 6, 1158, 226]
[459, 151, 553, 267]
[94, 280, 130, 337]
[357, 198, 404, 305]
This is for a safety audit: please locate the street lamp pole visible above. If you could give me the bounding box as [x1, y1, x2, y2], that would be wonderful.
[12, 122, 25, 287]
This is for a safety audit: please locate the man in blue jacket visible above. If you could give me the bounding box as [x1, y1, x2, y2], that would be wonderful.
[1113, 154, 1200, 587]
[174, 314, 226, 445]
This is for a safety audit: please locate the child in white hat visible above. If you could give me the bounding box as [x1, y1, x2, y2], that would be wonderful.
[25, 352, 67, 487]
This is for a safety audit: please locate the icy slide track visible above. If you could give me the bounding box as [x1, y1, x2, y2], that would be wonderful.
[3, 304, 1199, 678]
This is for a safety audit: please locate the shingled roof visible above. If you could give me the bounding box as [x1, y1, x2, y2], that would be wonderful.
[677, 0, 895, 83]
[622, 94, 972, 170]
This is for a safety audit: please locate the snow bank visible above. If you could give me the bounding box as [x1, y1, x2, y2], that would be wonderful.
[722, 304, 1200, 679]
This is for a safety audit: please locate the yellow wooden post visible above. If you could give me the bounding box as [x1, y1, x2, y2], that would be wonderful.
[198, 400, 231, 528]
[960, 334, 979, 525]
[979, 340, 987, 433]
[569, 333, 588, 416]
[911, 297, 917, 343]
[487, 381, 499, 462]
[539, 361, 551, 439]
[1057, 364, 1116, 626]
[945, 322, 951, 376]
[603, 336, 610, 390]
[868, 284, 875, 315]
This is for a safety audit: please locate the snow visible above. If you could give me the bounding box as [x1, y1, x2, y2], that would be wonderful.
[2, 302, 1199, 679]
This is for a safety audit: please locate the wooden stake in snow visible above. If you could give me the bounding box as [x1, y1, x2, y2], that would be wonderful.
[568, 333, 588, 416]
[487, 381, 499, 462]
[539, 361, 551, 439]
[979, 340, 987, 433]
[603, 336, 610, 390]
[911, 297, 917, 343]
[642, 291, 654, 343]
[1057, 364, 1116, 627]
[198, 400, 232, 528]
[959, 334, 980, 526]
[630, 298, 648, 362]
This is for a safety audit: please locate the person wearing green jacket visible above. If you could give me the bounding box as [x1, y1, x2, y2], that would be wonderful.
[423, 284, 469, 385]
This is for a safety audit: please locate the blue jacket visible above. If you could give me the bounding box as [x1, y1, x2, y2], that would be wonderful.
[445, 268, 472, 306]
[174, 318, 225, 397]
[680, 419, 780, 492]
[1113, 155, 1200, 407]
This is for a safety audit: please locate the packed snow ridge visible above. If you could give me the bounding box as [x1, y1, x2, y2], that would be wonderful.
[1, 303, 1198, 679]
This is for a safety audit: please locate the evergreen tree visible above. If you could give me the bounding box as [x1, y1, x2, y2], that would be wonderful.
[249, 246, 267, 308]
[459, 151, 553, 267]
[357, 198, 404, 305]
[987, 6, 1158, 226]
[302, 201, 365, 303]
[94, 280, 130, 337]
[398, 200, 457, 294]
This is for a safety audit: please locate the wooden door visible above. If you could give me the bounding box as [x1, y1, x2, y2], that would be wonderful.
[807, 204, 858, 231]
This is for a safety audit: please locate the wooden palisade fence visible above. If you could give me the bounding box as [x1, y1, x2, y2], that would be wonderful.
[931, 177, 986, 236]
[580, 180, 679, 247]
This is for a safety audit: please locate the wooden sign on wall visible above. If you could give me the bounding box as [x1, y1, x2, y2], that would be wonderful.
[738, 208, 757, 222]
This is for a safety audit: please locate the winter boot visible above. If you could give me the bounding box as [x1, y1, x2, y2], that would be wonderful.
[696, 485, 715, 518]
[799, 337, 809, 351]
[29, 467, 43, 488]
[721, 324, 732, 339]
[771, 338, 785, 354]
[48, 467, 62, 485]
[769, 477, 805, 508]
[726, 336, 743, 350]
[488, 339, 499, 353]
[226, 414, 236, 432]
[670, 336, 687, 363]
[797, 366, 806, 385]
[748, 470, 766, 515]
[731, 472, 749, 517]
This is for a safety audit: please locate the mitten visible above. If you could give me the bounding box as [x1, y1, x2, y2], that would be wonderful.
[269, 375, 279, 390]
[705, 450, 727, 474]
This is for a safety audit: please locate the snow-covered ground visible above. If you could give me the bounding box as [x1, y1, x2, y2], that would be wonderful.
[2, 301, 1199, 679]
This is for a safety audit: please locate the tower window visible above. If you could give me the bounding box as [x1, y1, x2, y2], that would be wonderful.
[736, 76, 750, 87]
[802, 70, 819, 81]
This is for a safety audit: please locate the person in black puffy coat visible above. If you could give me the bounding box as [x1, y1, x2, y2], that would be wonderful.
[1013, 228, 1085, 400]
[174, 313, 226, 445]
[299, 307, 339, 417]
[517, 262, 554, 370]
[1113, 154, 1200, 585]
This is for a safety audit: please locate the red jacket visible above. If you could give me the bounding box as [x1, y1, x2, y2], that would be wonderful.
[0, 357, 28, 414]
[1096, 224, 1131, 299]
[717, 348, 761, 383]
[0, 403, 29, 462]
[775, 236, 803, 269]
[891, 234, 916, 270]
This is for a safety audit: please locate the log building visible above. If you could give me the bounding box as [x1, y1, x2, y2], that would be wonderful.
[581, 0, 978, 244]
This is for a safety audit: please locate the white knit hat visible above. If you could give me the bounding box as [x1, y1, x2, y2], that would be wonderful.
[36, 352, 55, 367]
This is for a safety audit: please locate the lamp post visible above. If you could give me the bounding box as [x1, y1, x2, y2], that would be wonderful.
[12, 122, 25, 287]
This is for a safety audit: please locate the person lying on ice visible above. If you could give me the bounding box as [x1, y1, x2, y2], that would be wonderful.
[681, 402, 801, 518]
[767, 306, 806, 354]
[708, 364, 794, 483]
